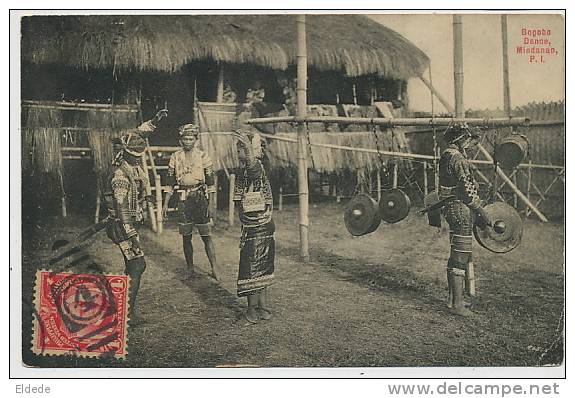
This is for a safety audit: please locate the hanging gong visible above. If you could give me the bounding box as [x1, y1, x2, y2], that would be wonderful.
[473, 202, 523, 253]
[344, 193, 382, 236]
[379, 188, 411, 224]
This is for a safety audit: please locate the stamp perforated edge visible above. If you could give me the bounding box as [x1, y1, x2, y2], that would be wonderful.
[31, 269, 131, 359]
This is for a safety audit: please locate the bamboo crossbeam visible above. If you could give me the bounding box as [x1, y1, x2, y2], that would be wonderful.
[22, 100, 139, 112]
[246, 116, 529, 128]
[258, 132, 437, 161]
[60, 145, 563, 171]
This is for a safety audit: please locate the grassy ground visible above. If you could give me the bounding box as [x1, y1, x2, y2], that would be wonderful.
[21, 202, 564, 368]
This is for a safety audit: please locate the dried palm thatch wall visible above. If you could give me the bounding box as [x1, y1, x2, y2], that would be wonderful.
[85, 109, 140, 187]
[21, 15, 429, 80]
[22, 107, 65, 200]
[22, 103, 140, 201]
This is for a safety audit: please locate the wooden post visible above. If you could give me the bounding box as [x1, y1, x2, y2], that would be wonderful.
[423, 162, 428, 196]
[278, 186, 283, 211]
[216, 64, 225, 103]
[228, 173, 235, 226]
[392, 164, 398, 189]
[376, 170, 382, 201]
[453, 15, 465, 118]
[155, 175, 163, 234]
[296, 15, 310, 261]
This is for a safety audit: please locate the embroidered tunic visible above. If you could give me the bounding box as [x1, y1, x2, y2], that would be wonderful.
[166, 147, 216, 194]
[439, 144, 481, 210]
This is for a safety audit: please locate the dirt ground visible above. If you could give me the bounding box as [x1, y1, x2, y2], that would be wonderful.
[21, 202, 564, 368]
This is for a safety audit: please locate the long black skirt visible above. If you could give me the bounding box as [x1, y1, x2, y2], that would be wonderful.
[237, 220, 275, 297]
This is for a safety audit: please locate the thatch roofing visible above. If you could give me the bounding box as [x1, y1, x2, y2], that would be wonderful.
[21, 14, 429, 79]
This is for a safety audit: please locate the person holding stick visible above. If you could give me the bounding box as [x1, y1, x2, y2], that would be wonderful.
[232, 130, 275, 324]
[162, 124, 220, 280]
[439, 123, 492, 317]
[104, 109, 168, 325]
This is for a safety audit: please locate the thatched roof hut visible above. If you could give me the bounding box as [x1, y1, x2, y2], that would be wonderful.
[21, 14, 430, 219]
[22, 14, 429, 80]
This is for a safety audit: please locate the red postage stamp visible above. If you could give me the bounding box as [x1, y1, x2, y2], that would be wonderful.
[32, 271, 130, 359]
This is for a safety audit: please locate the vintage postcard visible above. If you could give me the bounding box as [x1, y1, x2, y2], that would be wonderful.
[10, 9, 565, 380]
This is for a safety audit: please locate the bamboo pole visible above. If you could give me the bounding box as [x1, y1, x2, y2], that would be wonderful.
[61, 143, 561, 171]
[141, 150, 158, 232]
[527, 159, 533, 203]
[476, 144, 548, 222]
[513, 172, 518, 208]
[59, 172, 67, 218]
[418, 76, 455, 115]
[155, 175, 163, 234]
[296, 15, 310, 261]
[213, 173, 219, 223]
[61, 197, 67, 218]
[377, 170, 382, 201]
[228, 173, 235, 226]
[453, 15, 465, 118]
[22, 100, 138, 112]
[246, 116, 529, 127]
[146, 142, 158, 180]
[474, 168, 506, 202]
[501, 15, 511, 117]
[423, 162, 428, 196]
[94, 180, 101, 224]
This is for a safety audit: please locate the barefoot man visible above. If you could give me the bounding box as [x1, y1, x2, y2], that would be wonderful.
[439, 123, 492, 316]
[162, 124, 220, 280]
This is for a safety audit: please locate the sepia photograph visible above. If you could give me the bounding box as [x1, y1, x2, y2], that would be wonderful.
[11, 9, 565, 378]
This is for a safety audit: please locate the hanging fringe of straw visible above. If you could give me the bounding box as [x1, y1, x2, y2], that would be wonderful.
[86, 109, 139, 187]
[22, 106, 66, 199]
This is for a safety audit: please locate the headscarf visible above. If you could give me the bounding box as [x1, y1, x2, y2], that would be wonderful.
[178, 123, 200, 138]
[112, 130, 147, 165]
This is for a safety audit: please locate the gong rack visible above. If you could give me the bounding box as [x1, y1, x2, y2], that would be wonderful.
[246, 115, 531, 237]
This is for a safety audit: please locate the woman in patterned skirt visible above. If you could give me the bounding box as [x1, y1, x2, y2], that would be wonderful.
[232, 130, 275, 324]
